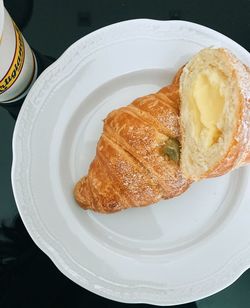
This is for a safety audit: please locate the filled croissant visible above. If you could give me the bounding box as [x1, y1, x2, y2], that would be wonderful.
[74, 47, 250, 213]
[74, 69, 190, 213]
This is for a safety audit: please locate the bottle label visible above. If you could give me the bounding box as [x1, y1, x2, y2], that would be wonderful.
[0, 8, 37, 103]
[0, 22, 25, 94]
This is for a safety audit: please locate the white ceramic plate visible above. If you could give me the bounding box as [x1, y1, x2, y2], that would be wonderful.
[12, 19, 250, 306]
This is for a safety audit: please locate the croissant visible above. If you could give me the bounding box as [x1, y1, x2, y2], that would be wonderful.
[74, 69, 190, 213]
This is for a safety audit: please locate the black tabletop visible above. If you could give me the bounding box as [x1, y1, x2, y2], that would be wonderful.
[0, 1, 250, 308]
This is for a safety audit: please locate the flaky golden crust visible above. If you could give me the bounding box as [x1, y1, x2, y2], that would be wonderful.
[74, 73, 190, 213]
[197, 50, 250, 178]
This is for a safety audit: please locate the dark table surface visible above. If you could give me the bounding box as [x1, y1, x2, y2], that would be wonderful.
[0, 0, 250, 307]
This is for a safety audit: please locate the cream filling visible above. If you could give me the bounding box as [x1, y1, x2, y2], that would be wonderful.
[189, 68, 226, 148]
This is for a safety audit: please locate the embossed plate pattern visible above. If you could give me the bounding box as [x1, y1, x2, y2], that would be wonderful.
[12, 20, 250, 305]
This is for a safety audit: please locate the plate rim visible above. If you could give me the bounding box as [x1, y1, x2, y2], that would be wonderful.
[11, 18, 250, 306]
